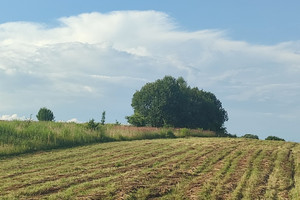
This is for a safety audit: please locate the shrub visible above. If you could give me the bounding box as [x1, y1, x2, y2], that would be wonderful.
[126, 113, 146, 127]
[179, 128, 191, 137]
[160, 129, 176, 138]
[265, 136, 285, 141]
[115, 120, 121, 125]
[242, 134, 259, 139]
[87, 119, 99, 130]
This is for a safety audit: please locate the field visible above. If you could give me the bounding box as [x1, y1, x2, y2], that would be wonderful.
[0, 120, 214, 158]
[0, 138, 299, 199]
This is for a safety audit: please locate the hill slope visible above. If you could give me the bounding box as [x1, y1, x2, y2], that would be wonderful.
[0, 138, 299, 199]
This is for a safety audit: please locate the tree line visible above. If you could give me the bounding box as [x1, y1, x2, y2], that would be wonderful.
[35, 75, 285, 140]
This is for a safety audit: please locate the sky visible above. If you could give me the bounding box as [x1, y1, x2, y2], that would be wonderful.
[0, 0, 300, 142]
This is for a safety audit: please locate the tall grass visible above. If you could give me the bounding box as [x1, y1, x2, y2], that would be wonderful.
[0, 121, 107, 157]
[104, 125, 215, 140]
[0, 120, 216, 158]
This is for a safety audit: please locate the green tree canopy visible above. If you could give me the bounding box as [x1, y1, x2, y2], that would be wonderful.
[265, 136, 285, 141]
[242, 134, 259, 139]
[36, 107, 55, 121]
[126, 76, 228, 133]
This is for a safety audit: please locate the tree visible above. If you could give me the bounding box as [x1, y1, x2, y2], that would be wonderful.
[128, 76, 182, 127]
[101, 111, 106, 125]
[36, 107, 55, 121]
[126, 76, 228, 133]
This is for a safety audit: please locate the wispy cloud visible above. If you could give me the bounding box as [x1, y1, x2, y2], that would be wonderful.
[0, 11, 300, 141]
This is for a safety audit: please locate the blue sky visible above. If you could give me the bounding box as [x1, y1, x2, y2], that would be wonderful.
[1, 0, 300, 44]
[0, 1, 300, 142]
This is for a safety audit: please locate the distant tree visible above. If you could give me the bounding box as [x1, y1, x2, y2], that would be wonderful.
[126, 76, 228, 134]
[242, 134, 259, 139]
[265, 136, 285, 141]
[101, 111, 106, 125]
[36, 107, 55, 121]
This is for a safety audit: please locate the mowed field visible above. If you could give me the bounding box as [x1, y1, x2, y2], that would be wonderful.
[0, 138, 299, 199]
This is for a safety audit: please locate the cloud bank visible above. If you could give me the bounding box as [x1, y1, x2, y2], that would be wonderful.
[0, 11, 300, 141]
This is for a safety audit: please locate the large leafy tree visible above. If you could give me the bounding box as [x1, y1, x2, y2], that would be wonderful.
[128, 76, 182, 127]
[36, 107, 55, 121]
[126, 76, 228, 133]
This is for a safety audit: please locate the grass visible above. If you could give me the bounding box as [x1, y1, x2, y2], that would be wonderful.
[290, 143, 300, 199]
[0, 138, 299, 199]
[1, 120, 299, 199]
[0, 120, 215, 158]
[104, 125, 215, 140]
[0, 120, 107, 157]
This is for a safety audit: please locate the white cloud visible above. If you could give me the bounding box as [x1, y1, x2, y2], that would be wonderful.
[66, 118, 82, 123]
[0, 114, 26, 121]
[0, 11, 300, 141]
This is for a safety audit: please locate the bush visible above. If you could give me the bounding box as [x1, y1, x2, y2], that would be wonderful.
[242, 134, 259, 139]
[265, 136, 285, 141]
[126, 113, 146, 127]
[87, 119, 99, 130]
[160, 129, 176, 138]
[179, 128, 191, 137]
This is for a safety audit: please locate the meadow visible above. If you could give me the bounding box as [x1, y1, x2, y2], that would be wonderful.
[0, 138, 299, 199]
[0, 120, 214, 158]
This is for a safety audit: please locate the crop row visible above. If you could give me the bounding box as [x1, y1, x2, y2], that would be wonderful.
[0, 138, 299, 199]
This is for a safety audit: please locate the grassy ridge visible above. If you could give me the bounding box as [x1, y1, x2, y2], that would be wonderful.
[0, 138, 298, 199]
[0, 120, 214, 158]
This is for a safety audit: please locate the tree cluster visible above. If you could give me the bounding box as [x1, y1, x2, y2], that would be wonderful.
[126, 76, 228, 133]
[265, 136, 285, 141]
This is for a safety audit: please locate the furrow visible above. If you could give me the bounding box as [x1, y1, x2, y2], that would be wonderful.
[184, 144, 239, 199]
[230, 148, 263, 200]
